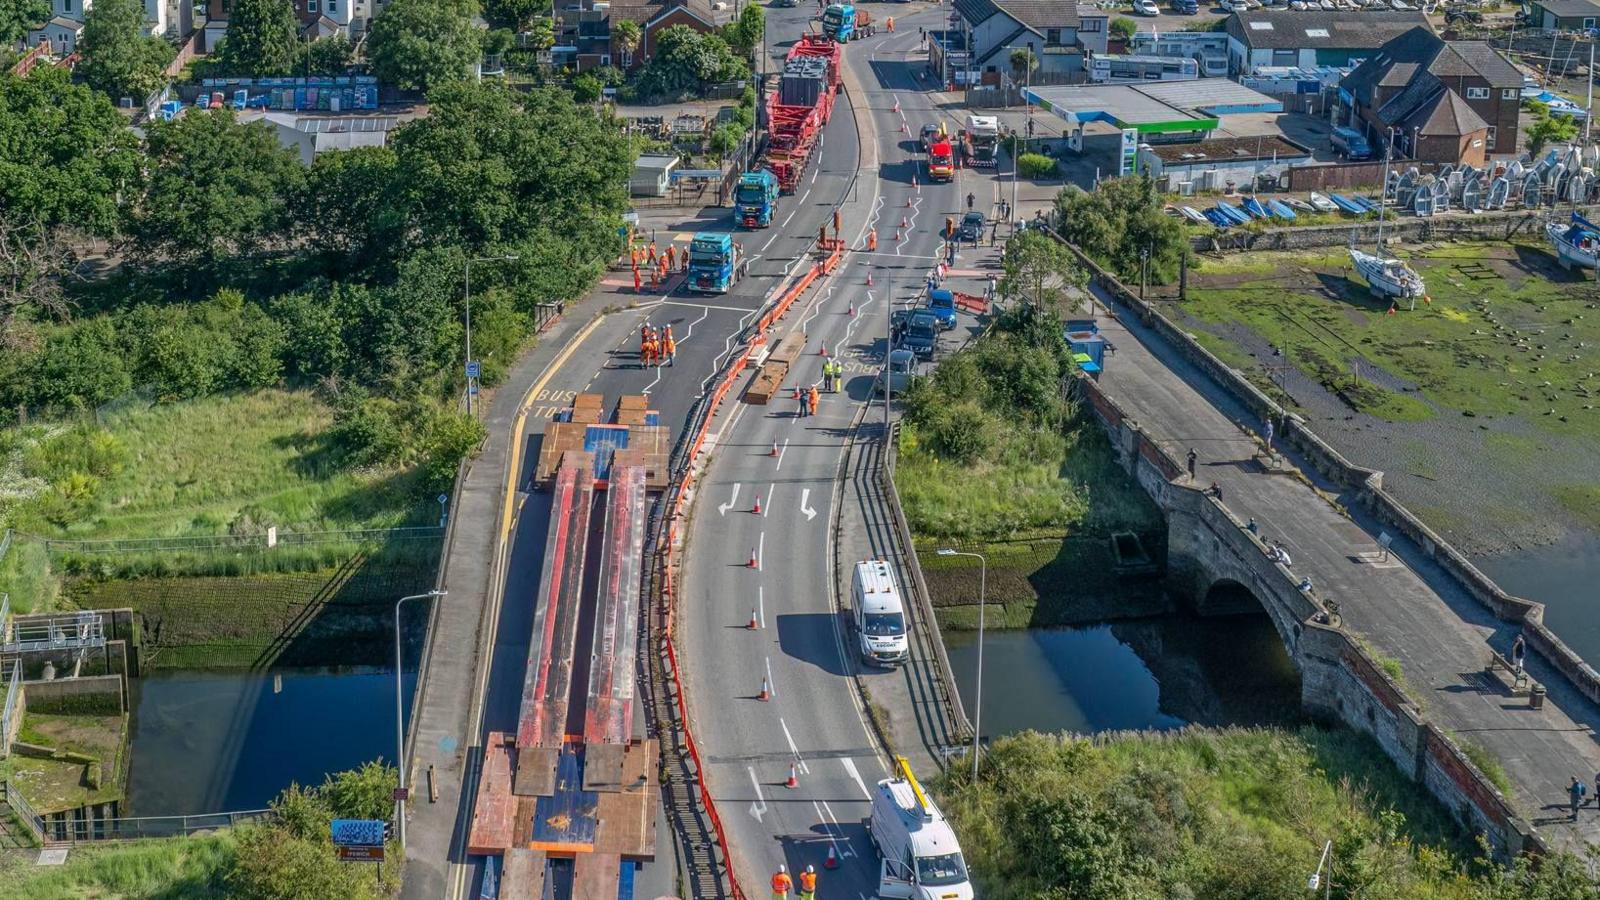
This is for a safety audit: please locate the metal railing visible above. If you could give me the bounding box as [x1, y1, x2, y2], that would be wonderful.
[39, 525, 442, 555]
[0, 660, 20, 759]
[41, 808, 275, 843]
[3, 780, 46, 844]
[0, 611, 104, 654]
[0, 529, 12, 565]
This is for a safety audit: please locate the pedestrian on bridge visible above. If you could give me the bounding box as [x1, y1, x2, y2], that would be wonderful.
[798, 864, 818, 900]
[885, 15, 893, 31]
[797, 388, 809, 419]
[772, 864, 793, 900]
[868, 229, 877, 252]
[1186, 448, 1197, 481]
[1571, 777, 1587, 820]
[1512, 634, 1526, 675]
[966, 192, 975, 210]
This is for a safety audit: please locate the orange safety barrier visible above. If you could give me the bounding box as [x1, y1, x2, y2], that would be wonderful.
[652, 239, 842, 900]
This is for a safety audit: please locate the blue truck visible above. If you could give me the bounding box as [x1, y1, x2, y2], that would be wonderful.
[822, 3, 868, 42]
[735, 170, 779, 228]
[686, 232, 747, 294]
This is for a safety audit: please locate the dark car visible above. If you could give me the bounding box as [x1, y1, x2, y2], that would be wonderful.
[897, 310, 942, 359]
[958, 211, 985, 241]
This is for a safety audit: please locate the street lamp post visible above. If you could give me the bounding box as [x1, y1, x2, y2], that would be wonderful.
[936, 549, 987, 782]
[464, 255, 520, 416]
[394, 589, 446, 850]
[1307, 840, 1333, 900]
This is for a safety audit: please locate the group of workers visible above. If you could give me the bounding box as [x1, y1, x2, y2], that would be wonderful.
[629, 239, 685, 293]
[795, 360, 846, 417]
[771, 864, 819, 900]
[639, 323, 676, 367]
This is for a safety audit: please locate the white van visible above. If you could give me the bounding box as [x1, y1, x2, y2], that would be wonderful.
[852, 560, 909, 667]
[870, 757, 974, 900]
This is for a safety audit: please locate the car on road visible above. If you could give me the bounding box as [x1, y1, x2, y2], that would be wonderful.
[920, 123, 943, 150]
[874, 349, 918, 396]
[896, 309, 942, 359]
[958, 211, 985, 242]
[1133, 0, 1160, 13]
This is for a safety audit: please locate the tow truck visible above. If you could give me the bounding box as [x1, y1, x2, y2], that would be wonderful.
[926, 137, 955, 183]
[685, 232, 747, 294]
[734, 170, 779, 228]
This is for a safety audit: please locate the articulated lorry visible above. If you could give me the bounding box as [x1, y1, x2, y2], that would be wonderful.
[926, 137, 956, 183]
[686, 232, 747, 294]
[734, 170, 779, 227]
[765, 35, 841, 194]
[871, 756, 974, 900]
[960, 114, 999, 167]
[821, 3, 874, 41]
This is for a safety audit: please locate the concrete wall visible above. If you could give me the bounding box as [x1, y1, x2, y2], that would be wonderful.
[24, 675, 125, 716]
[1191, 204, 1600, 254]
[1059, 230, 1544, 858]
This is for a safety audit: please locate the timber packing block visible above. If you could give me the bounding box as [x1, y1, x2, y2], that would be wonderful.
[744, 364, 785, 404]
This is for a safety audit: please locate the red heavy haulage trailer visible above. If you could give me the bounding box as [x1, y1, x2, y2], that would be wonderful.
[765, 35, 841, 194]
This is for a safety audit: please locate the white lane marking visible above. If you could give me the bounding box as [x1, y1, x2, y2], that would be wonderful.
[718, 483, 742, 516]
[842, 757, 872, 800]
[799, 187, 812, 206]
[657, 299, 748, 313]
[775, 437, 790, 470]
[758, 584, 766, 629]
[760, 232, 779, 252]
[748, 767, 768, 823]
[641, 363, 662, 396]
[781, 719, 811, 774]
[817, 800, 857, 858]
[763, 483, 773, 517]
[679, 305, 711, 342]
[800, 488, 817, 521]
[781, 208, 798, 228]
[764, 655, 775, 698]
[758, 531, 765, 570]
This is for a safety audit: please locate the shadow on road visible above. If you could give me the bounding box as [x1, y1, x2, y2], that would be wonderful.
[776, 612, 851, 676]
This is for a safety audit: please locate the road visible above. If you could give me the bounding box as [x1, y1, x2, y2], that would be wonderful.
[676, 9, 979, 896]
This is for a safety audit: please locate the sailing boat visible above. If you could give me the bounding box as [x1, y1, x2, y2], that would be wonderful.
[1547, 212, 1600, 269]
[1350, 131, 1427, 303]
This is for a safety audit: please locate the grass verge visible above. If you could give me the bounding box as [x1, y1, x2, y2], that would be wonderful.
[0, 834, 236, 899]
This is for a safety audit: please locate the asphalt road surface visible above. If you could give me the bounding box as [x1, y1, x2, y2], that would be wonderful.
[677, 9, 974, 897]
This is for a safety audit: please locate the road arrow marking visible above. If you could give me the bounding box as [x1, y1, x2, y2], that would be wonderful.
[718, 483, 741, 516]
[800, 488, 817, 521]
[748, 767, 768, 823]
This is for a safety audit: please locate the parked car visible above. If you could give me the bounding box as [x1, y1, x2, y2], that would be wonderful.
[1330, 126, 1373, 161]
[874, 349, 918, 396]
[1170, 0, 1199, 12]
[958, 211, 985, 242]
[1133, 0, 1160, 13]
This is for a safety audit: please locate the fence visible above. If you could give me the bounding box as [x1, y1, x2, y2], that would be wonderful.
[37, 526, 443, 555]
[0, 787, 275, 845]
[0, 660, 19, 759]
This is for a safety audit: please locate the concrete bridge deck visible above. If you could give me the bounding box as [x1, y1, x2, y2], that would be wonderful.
[1083, 282, 1600, 850]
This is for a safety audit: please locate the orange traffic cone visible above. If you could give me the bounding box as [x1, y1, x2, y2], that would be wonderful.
[901, 216, 908, 228]
[866, 271, 873, 286]
[912, 174, 919, 188]
[819, 341, 829, 357]
[824, 846, 839, 869]
[792, 385, 802, 400]
[748, 608, 759, 630]
[752, 495, 762, 514]
[894, 229, 902, 241]
[892, 99, 899, 114]
[785, 763, 799, 788]
[747, 547, 759, 569]
[1387, 304, 1396, 316]
[759, 678, 771, 701]
[848, 302, 856, 316]
[905, 196, 912, 208]
[770, 439, 780, 457]
[900, 121, 907, 133]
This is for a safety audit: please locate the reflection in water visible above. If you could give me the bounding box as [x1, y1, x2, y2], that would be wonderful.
[944, 614, 1302, 737]
[126, 667, 416, 817]
[1477, 531, 1600, 667]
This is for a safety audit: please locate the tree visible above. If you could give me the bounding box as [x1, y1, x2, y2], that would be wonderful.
[132, 111, 305, 264]
[725, 4, 764, 59]
[612, 19, 641, 68]
[0, 214, 79, 351]
[1526, 101, 1579, 157]
[1056, 176, 1191, 284]
[521, 15, 554, 53]
[481, 0, 540, 30]
[299, 35, 354, 74]
[0, 0, 50, 47]
[298, 146, 405, 270]
[77, 0, 176, 102]
[635, 25, 748, 100]
[1110, 16, 1138, 41]
[999, 229, 1083, 312]
[215, 0, 300, 76]
[367, 0, 482, 91]
[0, 67, 141, 236]
[1008, 46, 1037, 82]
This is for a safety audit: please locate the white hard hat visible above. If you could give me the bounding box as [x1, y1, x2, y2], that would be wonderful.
[806, 864, 815, 873]
[778, 864, 787, 873]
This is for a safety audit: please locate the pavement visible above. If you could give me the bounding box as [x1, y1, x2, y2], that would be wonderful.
[1074, 274, 1600, 850]
[401, 7, 863, 891]
[675, 9, 989, 897]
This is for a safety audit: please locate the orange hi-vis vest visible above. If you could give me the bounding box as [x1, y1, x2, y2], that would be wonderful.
[772, 871, 793, 893]
[799, 870, 817, 891]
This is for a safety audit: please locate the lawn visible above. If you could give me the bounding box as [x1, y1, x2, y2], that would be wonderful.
[0, 834, 235, 899]
[7, 712, 128, 815]
[3, 389, 425, 541]
[1175, 241, 1600, 435]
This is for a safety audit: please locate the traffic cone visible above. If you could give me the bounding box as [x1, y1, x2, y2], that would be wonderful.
[865, 271, 873, 286]
[759, 678, 771, 701]
[792, 385, 802, 400]
[1386, 304, 1396, 316]
[849, 301, 856, 316]
[747, 547, 759, 569]
[895, 229, 903, 241]
[901, 216, 908, 228]
[819, 341, 829, 357]
[785, 763, 799, 788]
[824, 846, 839, 869]
[770, 439, 780, 457]
[748, 607, 759, 630]
[912, 174, 919, 188]
[892, 99, 899, 114]
[752, 495, 762, 514]
[900, 121, 907, 133]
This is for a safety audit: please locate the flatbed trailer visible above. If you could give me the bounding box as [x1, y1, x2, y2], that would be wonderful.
[764, 35, 841, 194]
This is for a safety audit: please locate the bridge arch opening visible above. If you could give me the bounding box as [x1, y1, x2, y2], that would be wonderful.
[1200, 578, 1267, 618]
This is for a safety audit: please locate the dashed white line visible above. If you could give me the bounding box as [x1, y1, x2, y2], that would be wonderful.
[764, 655, 775, 698]
[842, 757, 872, 799]
[775, 437, 790, 469]
[762, 483, 773, 517]
[780, 719, 811, 774]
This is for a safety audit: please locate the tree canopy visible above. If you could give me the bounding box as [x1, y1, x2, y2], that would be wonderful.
[724, 4, 764, 59]
[481, 0, 540, 30]
[215, 0, 300, 76]
[1056, 175, 1191, 284]
[78, 0, 176, 102]
[366, 0, 482, 92]
[132, 111, 305, 264]
[0, 0, 50, 47]
[634, 25, 748, 101]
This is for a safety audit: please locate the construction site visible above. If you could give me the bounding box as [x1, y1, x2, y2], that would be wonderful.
[467, 394, 667, 899]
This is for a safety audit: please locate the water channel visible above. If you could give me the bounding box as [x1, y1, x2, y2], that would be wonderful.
[1477, 532, 1600, 667]
[125, 666, 416, 817]
[944, 612, 1303, 737]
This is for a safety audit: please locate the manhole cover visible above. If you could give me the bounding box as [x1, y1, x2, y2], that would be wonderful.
[36, 848, 68, 866]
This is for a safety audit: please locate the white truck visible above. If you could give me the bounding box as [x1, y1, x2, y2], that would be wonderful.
[853, 559, 909, 666]
[870, 756, 975, 899]
[960, 115, 1000, 168]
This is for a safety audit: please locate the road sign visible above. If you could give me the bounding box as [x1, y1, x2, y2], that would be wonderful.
[331, 818, 385, 848]
[469, 383, 479, 396]
[338, 845, 386, 862]
[392, 787, 409, 801]
[465, 360, 481, 379]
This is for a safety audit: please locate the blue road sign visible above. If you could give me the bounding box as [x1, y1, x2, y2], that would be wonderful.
[466, 360, 481, 379]
[331, 818, 385, 848]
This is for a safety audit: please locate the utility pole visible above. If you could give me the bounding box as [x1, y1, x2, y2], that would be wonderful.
[884, 273, 893, 432]
[1587, 38, 1595, 142]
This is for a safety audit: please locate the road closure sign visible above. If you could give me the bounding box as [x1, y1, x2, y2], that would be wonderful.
[331, 818, 385, 849]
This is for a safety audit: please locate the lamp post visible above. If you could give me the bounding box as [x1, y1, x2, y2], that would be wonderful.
[464, 255, 520, 416]
[936, 548, 986, 782]
[1307, 840, 1333, 900]
[394, 589, 446, 850]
